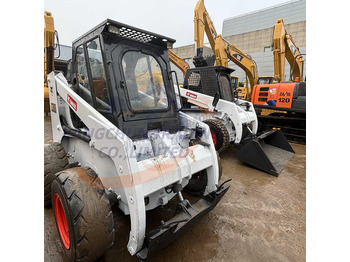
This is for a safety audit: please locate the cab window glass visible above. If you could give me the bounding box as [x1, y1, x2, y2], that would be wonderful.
[122, 51, 168, 111]
[76, 45, 93, 106]
[86, 38, 111, 111]
[219, 75, 233, 102]
[231, 76, 238, 90]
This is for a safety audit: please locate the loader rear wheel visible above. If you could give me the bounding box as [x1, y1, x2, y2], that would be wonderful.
[184, 152, 222, 196]
[44, 143, 69, 207]
[51, 167, 115, 262]
[204, 119, 230, 153]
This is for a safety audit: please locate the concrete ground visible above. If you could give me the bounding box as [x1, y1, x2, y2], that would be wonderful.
[44, 116, 306, 262]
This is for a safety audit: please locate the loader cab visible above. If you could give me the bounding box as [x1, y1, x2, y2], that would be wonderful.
[69, 19, 181, 139]
[183, 66, 236, 103]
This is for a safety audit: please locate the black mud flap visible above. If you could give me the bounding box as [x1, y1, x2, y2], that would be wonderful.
[136, 185, 230, 261]
[236, 129, 295, 176]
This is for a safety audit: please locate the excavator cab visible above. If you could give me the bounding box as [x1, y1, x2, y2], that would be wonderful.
[230, 75, 239, 92]
[257, 76, 278, 85]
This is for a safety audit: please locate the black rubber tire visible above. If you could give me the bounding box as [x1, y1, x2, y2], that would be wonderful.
[44, 142, 69, 207]
[183, 170, 208, 196]
[203, 119, 230, 153]
[184, 152, 223, 196]
[51, 167, 115, 262]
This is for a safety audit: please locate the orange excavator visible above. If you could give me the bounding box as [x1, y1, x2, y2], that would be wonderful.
[252, 18, 306, 143]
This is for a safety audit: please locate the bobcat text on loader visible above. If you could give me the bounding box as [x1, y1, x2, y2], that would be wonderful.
[44, 19, 229, 261]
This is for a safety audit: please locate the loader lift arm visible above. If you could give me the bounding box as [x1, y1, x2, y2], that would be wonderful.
[193, 0, 258, 100]
[273, 18, 304, 82]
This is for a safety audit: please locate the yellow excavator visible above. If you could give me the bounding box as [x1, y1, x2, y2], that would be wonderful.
[168, 0, 272, 97]
[272, 18, 304, 82]
[168, 49, 190, 77]
[193, 0, 277, 101]
[168, 47, 243, 93]
[44, 11, 56, 113]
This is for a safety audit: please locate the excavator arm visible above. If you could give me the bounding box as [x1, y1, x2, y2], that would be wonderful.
[168, 49, 190, 76]
[44, 11, 56, 113]
[194, 0, 218, 61]
[215, 36, 258, 96]
[273, 18, 304, 82]
[193, 0, 258, 100]
[44, 11, 56, 89]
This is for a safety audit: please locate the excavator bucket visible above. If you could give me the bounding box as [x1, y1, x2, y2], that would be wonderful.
[236, 129, 295, 176]
[193, 54, 216, 67]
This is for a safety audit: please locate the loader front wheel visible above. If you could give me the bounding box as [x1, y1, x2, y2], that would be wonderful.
[51, 167, 115, 262]
[184, 152, 222, 196]
[204, 119, 230, 153]
[44, 143, 69, 207]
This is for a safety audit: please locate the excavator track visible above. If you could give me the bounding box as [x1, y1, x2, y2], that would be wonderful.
[257, 114, 306, 144]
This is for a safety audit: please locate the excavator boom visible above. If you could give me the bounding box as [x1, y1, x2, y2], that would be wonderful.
[44, 11, 55, 89]
[193, 0, 258, 100]
[194, 0, 219, 60]
[273, 18, 304, 82]
[44, 11, 56, 113]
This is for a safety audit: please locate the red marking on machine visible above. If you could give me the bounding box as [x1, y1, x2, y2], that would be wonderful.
[186, 92, 197, 99]
[67, 94, 77, 111]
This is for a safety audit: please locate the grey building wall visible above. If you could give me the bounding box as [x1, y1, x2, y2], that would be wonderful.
[224, 21, 306, 54]
[171, 44, 213, 60]
[170, 45, 213, 83]
[222, 0, 306, 84]
[222, 0, 306, 37]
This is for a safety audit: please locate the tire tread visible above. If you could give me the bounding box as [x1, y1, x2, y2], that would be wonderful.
[52, 167, 115, 262]
[203, 119, 230, 153]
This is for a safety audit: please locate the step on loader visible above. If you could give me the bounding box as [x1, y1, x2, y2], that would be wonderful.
[180, 66, 294, 176]
[45, 19, 229, 261]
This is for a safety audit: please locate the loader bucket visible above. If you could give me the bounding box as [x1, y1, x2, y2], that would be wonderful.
[236, 129, 295, 176]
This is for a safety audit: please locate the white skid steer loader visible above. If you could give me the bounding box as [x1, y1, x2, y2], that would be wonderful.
[179, 66, 295, 176]
[45, 19, 229, 261]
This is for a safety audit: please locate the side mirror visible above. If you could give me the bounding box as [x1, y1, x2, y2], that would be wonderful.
[212, 92, 220, 108]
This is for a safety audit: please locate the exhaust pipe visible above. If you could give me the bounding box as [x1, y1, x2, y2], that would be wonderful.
[236, 129, 295, 176]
